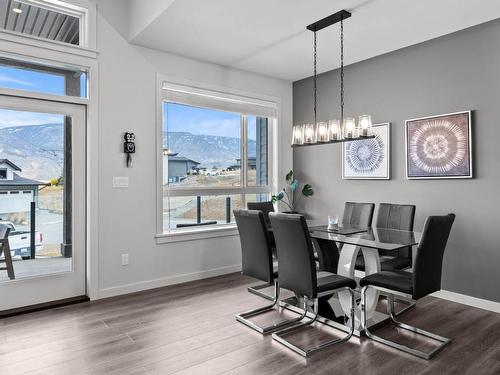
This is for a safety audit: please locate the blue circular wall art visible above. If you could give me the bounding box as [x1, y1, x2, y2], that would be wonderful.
[345, 135, 385, 174]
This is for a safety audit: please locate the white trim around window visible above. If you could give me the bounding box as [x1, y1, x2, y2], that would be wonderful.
[156, 75, 280, 242]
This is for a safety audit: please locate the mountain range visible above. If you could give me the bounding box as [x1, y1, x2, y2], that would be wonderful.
[165, 131, 256, 168]
[0, 123, 64, 181]
[0, 124, 256, 181]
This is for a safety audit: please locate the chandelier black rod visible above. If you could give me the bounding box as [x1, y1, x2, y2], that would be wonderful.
[340, 15, 344, 123]
[291, 9, 375, 148]
[313, 30, 317, 127]
[306, 10, 351, 32]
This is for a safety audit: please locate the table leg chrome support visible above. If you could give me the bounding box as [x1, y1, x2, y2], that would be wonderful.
[361, 286, 451, 359]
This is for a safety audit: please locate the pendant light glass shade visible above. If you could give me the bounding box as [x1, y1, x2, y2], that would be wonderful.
[291, 11, 374, 147]
[343, 117, 357, 138]
[328, 119, 341, 141]
[358, 115, 372, 137]
[303, 123, 317, 143]
[316, 122, 329, 142]
[292, 124, 304, 145]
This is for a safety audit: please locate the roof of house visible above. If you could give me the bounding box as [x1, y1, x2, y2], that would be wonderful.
[236, 157, 256, 163]
[0, 159, 22, 171]
[168, 156, 200, 165]
[0, 173, 48, 187]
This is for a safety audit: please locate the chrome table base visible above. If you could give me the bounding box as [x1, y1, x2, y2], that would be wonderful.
[279, 294, 390, 337]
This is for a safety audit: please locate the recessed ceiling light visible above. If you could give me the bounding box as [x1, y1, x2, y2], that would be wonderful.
[12, 8, 23, 14]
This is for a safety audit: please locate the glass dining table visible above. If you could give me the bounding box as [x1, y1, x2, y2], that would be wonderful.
[278, 224, 422, 336]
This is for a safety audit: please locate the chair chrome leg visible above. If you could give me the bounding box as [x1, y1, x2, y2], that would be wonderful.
[393, 296, 416, 317]
[272, 288, 356, 357]
[248, 282, 275, 301]
[236, 281, 307, 334]
[361, 286, 451, 360]
[377, 290, 416, 317]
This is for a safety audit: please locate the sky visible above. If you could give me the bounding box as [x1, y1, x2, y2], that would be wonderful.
[0, 65, 84, 127]
[0, 65, 258, 138]
[164, 102, 257, 141]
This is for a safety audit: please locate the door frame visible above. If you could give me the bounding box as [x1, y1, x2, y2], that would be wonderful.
[0, 95, 87, 310]
[0, 43, 99, 301]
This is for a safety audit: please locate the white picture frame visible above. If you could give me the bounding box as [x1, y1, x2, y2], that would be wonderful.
[405, 111, 472, 179]
[342, 122, 391, 180]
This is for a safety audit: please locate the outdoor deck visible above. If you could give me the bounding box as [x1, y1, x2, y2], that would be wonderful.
[0, 257, 71, 282]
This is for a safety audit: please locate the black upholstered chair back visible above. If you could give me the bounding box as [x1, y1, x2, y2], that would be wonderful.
[269, 213, 318, 299]
[376, 203, 416, 258]
[234, 210, 274, 283]
[342, 202, 375, 227]
[413, 214, 455, 299]
[247, 201, 275, 228]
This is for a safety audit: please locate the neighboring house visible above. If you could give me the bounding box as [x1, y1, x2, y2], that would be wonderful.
[162, 152, 200, 184]
[236, 157, 257, 170]
[0, 159, 48, 215]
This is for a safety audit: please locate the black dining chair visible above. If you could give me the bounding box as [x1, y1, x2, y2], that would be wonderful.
[269, 212, 357, 357]
[247, 201, 274, 229]
[342, 201, 375, 227]
[360, 214, 455, 359]
[246, 201, 277, 300]
[317, 202, 375, 272]
[356, 203, 416, 272]
[234, 209, 302, 334]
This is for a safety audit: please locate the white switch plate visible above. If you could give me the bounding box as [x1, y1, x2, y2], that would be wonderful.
[113, 176, 129, 188]
[121, 253, 129, 266]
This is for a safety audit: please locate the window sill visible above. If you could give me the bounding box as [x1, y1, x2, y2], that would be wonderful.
[156, 224, 239, 244]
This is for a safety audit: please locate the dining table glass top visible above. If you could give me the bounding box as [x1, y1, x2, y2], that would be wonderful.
[309, 225, 422, 251]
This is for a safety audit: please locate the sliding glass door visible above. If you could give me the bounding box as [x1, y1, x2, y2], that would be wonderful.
[0, 95, 86, 311]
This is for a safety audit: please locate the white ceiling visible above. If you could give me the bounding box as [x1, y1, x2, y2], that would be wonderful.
[129, 0, 500, 81]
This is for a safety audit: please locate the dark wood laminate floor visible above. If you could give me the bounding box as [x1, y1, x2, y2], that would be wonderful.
[0, 273, 499, 375]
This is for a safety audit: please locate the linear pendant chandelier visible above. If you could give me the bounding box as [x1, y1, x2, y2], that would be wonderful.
[292, 10, 374, 147]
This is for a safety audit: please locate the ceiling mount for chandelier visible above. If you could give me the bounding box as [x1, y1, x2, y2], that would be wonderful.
[292, 10, 374, 147]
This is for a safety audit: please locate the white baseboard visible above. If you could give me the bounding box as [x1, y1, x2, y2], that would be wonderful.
[98, 264, 242, 299]
[432, 290, 500, 314]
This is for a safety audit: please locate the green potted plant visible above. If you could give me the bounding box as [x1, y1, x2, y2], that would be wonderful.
[271, 170, 314, 213]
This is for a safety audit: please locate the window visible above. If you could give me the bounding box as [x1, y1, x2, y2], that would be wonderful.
[0, 168, 6, 179]
[0, 0, 87, 46]
[0, 55, 88, 97]
[160, 84, 276, 234]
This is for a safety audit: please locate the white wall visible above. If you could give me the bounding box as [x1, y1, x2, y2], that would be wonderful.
[95, 5, 292, 297]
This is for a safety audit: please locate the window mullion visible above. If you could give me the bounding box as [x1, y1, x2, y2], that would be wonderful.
[241, 114, 248, 188]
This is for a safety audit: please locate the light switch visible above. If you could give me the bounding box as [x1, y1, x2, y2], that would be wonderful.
[113, 176, 129, 188]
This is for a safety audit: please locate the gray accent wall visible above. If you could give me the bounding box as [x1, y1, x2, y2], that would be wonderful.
[293, 19, 500, 302]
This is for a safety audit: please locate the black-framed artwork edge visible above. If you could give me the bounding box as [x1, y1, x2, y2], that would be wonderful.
[342, 122, 391, 180]
[405, 110, 473, 180]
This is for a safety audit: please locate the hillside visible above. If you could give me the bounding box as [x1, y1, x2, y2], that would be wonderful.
[0, 125, 257, 182]
[0, 123, 63, 181]
[165, 131, 256, 168]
